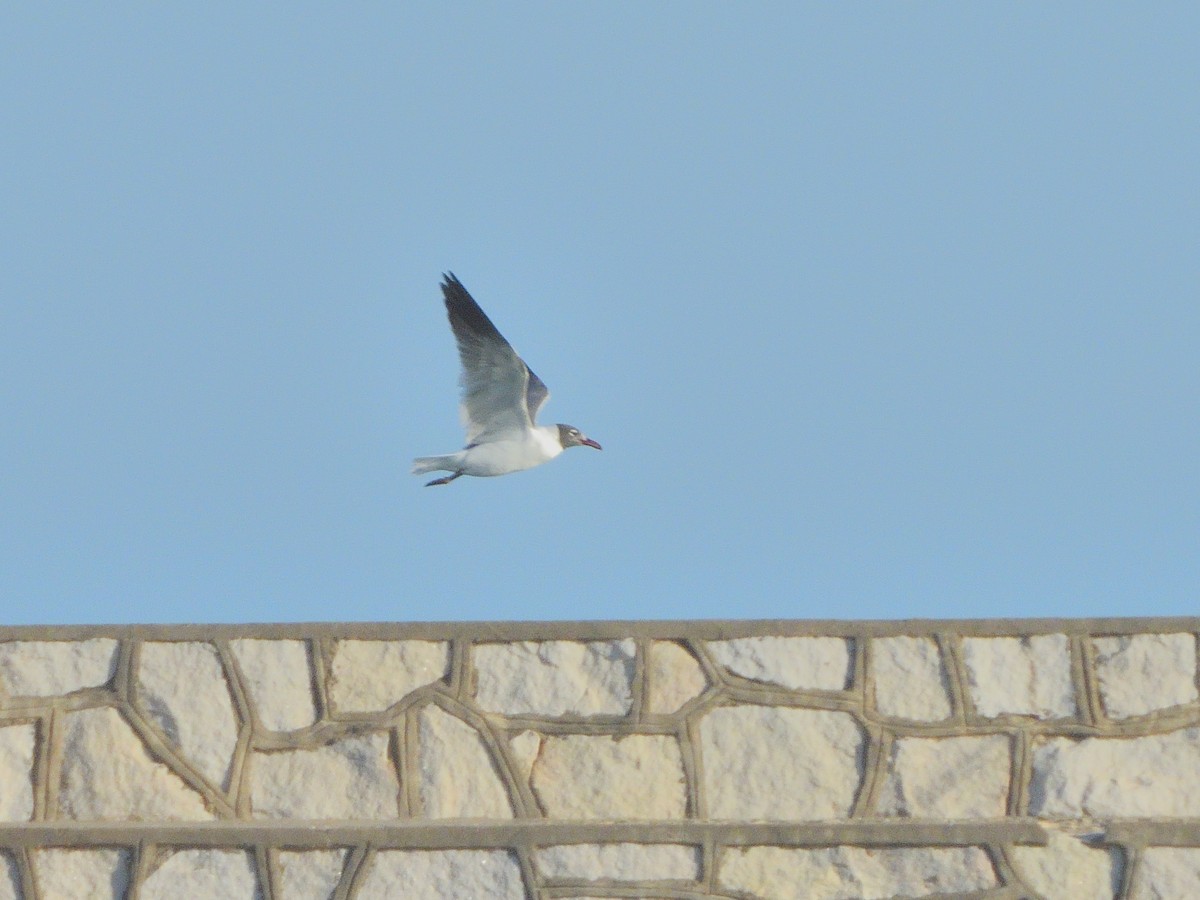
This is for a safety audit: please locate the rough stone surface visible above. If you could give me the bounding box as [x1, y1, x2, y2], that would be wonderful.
[473, 640, 636, 716]
[1093, 633, 1198, 719]
[250, 733, 398, 819]
[328, 640, 449, 714]
[230, 638, 317, 732]
[877, 734, 1011, 818]
[0, 722, 35, 821]
[358, 849, 525, 900]
[961, 634, 1076, 719]
[718, 845, 997, 899]
[871, 636, 952, 721]
[0, 852, 16, 900]
[707, 636, 852, 691]
[0, 639, 118, 697]
[31, 848, 131, 900]
[141, 848, 259, 900]
[277, 849, 347, 900]
[1030, 728, 1200, 818]
[700, 705, 863, 820]
[417, 705, 512, 818]
[58, 707, 211, 821]
[535, 843, 700, 882]
[1009, 830, 1119, 900]
[136, 641, 240, 790]
[1129, 847, 1200, 900]
[532, 734, 686, 819]
[646, 641, 708, 714]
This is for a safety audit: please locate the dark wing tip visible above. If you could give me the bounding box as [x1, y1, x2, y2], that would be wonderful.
[440, 273, 507, 345]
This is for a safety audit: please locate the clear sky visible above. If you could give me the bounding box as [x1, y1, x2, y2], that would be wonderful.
[2, 5, 1197, 624]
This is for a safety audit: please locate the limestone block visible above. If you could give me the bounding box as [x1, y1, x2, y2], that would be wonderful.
[328, 640, 449, 714]
[531, 734, 686, 819]
[877, 734, 1011, 818]
[1093, 633, 1198, 719]
[277, 849, 347, 900]
[707, 636, 852, 691]
[535, 843, 700, 881]
[58, 707, 211, 820]
[229, 639, 317, 732]
[646, 641, 708, 714]
[136, 641, 240, 790]
[31, 848, 131, 900]
[0, 639, 118, 697]
[1129, 847, 1200, 900]
[141, 849, 259, 900]
[699, 705, 863, 820]
[0, 851, 17, 900]
[250, 733, 398, 819]
[961, 634, 1076, 719]
[718, 845, 997, 899]
[473, 640, 635, 716]
[1008, 830, 1119, 900]
[508, 729, 541, 785]
[417, 705, 512, 818]
[0, 723, 35, 821]
[870, 636, 952, 721]
[1030, 728, 1200, 818]
[357, 849, 525, 900]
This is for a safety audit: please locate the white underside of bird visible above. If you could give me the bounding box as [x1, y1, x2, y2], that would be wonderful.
[412, 426, 564, 478]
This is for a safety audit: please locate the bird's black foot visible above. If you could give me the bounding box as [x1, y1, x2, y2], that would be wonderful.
[425, 472, 463, 487]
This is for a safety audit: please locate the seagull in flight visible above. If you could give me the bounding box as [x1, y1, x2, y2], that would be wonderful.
[412, 274, 602, 486]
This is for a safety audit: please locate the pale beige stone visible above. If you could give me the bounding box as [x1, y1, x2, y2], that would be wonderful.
[1130, 847, 1200, 900]
[532, 734, 686, 819]
[877, 734, 1010, 818]
[230, 638, 317, 732]
[473, 640, 635, 716]
[136, 641, 240, 790]
[508, 729, 542, 785]
[250, 733, 398, 819]
[328, 640, 449, 714]
[358, 849, 525, 900]
[0, 851, 16, 900]
[961, 634, 1076, 718]
[707, 636, 851, 691]
[1009, 830, 1118, 900]
[32, 848, 131, 900]
[647, 641, 708, 714]
[58, 707, 211, 821]
[277, 849, 347, 899]
[699, 705, 863, 820]
[535, 843, 700, 881]
[0, 723, 35, 821]
[417, 705, 512, 818]
[718, 845, 997, 899]
[0, 639, 118, 697]
[871, 636, 952, 721]
[1030, 728, 1200, 818]
[142, 849, 258, 899]
[1093, 633, 1198, 719]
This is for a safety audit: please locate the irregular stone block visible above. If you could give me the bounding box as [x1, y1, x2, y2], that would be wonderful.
[1009, 830, 1119, 900]
[961, 634, 1076, 719]
[0, 639, 118, 697]
[1129, 847, 1200, 900]
[141, 849, 258, 899]
[1030, 728, 1200, 818]
[707, 636, 852, 691]
[278, 849, 347, 900]
[0, 851, 17, 900]
[417, 705, 513, 818]
[870, 636, 952, 722]
[718, 845, 997, 899]
[136, 641, 240, 790]
[877, 734, 1011, 818]
[357, 849, 525, 900]
[31, 848, 131, 900]
[699, 705, 863, 820]
[646, 641, 708, 714]
[532, 734, 686, 819]
[473, 640, 635, 716]
[230, 639, 317, 732]
[58, 707, 211, 821]
[328, 640, 449, 714]
[535, 843, 700, 882]
[0, 723, 35, 821]
[250, 732, 398, 819]
[1093, 633, 1198, 719]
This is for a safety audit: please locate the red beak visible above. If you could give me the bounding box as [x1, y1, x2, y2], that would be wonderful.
[581, 438, 602, 450]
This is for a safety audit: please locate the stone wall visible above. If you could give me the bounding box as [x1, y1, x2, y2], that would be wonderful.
[0, 618, 1198, 899]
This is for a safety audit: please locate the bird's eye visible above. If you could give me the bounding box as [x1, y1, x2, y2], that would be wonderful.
[570, 430, 579, 436]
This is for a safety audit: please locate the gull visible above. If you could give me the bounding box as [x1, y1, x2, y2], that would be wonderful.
[412, 273, 602, 486]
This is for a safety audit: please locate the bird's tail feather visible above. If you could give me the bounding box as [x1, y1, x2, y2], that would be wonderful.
[411, 455, 457, 475]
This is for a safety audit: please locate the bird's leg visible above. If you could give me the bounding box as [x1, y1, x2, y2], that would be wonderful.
[425, 471, 463, 487]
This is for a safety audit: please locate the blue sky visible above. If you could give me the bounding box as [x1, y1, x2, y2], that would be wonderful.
[2, 5, 1197, 624]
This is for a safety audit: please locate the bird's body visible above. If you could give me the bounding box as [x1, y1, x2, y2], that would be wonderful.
[413, 274, 600, 486]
